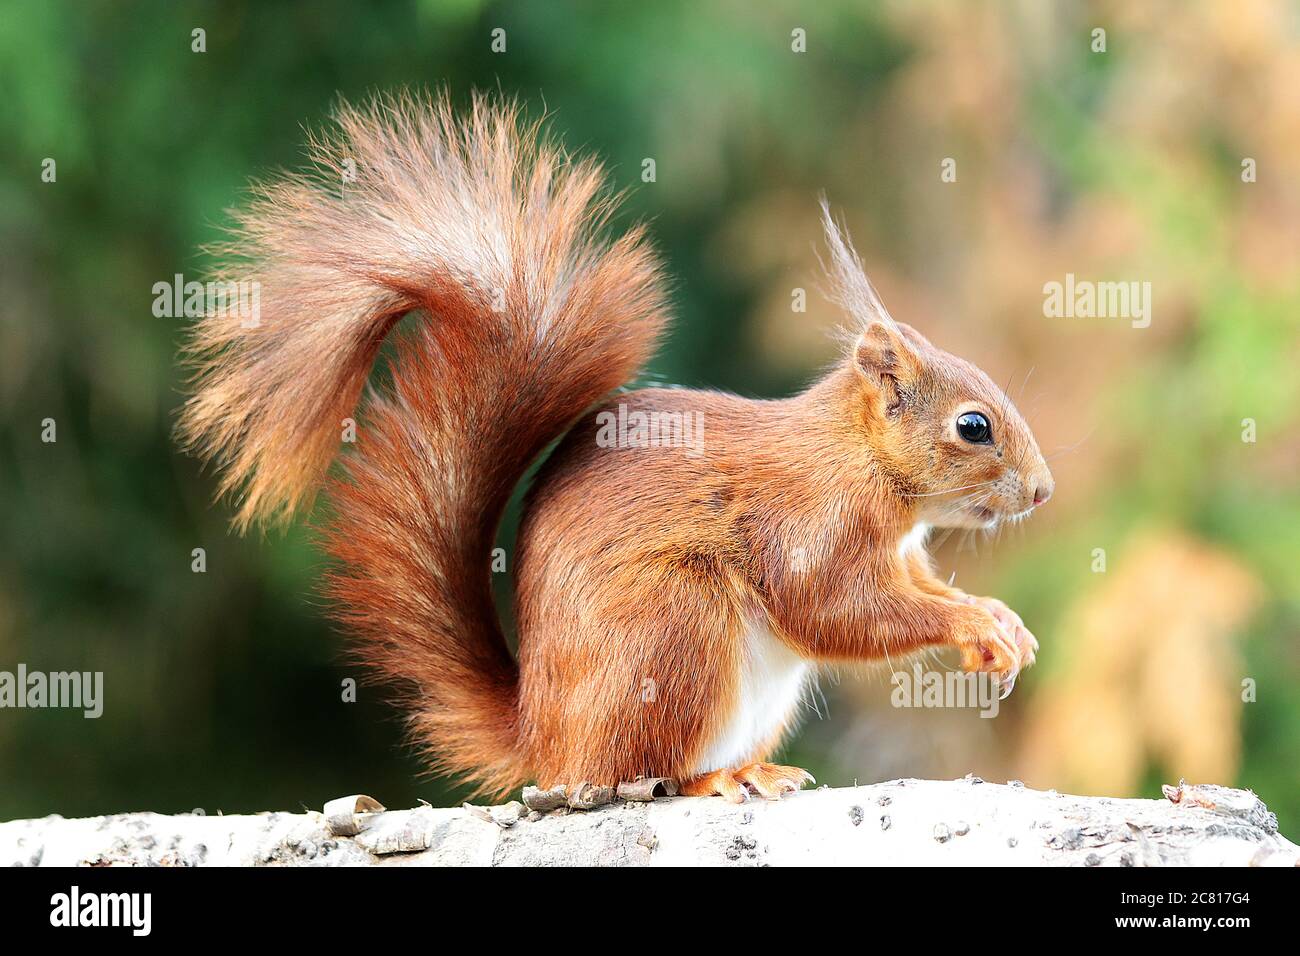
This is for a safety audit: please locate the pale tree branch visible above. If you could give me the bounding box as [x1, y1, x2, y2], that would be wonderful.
[3, 778, 1295, 867]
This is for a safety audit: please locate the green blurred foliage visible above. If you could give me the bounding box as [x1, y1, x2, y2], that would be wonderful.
[1, 1, 1296, 829]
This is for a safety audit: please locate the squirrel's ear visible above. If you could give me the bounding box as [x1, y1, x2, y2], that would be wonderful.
[853, 320, 916, 386]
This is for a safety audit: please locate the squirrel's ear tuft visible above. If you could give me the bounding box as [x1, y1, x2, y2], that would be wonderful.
[818, 196, 895, 330]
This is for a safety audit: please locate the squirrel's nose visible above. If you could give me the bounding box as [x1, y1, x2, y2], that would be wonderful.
[1032, 481, 1054, 507]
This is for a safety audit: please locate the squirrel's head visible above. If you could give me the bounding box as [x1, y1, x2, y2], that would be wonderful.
[820, 200, 1052, 529]
[850, 318, 1053, 529]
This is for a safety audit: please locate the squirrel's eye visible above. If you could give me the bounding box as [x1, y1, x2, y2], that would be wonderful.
[956, 411, 992, 445]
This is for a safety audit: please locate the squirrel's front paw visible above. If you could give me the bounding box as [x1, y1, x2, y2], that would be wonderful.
[965, 594, 1037, 672]
[951, 600, 1032, 697]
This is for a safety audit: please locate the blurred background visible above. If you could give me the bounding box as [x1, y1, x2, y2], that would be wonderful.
[1, 1, 1297, 831]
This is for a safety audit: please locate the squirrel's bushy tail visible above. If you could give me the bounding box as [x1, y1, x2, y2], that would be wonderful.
[179, 92, 667, 795]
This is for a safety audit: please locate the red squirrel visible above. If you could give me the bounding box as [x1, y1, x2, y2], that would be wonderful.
[180, 92, 1052, 803]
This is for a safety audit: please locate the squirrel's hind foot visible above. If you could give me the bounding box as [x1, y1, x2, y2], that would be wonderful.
[680, 763, 815, 803]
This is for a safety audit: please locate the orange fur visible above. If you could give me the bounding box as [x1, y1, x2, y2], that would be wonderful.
[180, 92, 1052, 800]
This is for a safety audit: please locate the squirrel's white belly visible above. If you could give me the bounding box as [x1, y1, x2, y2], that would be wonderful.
[692, 614, 809, 774]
